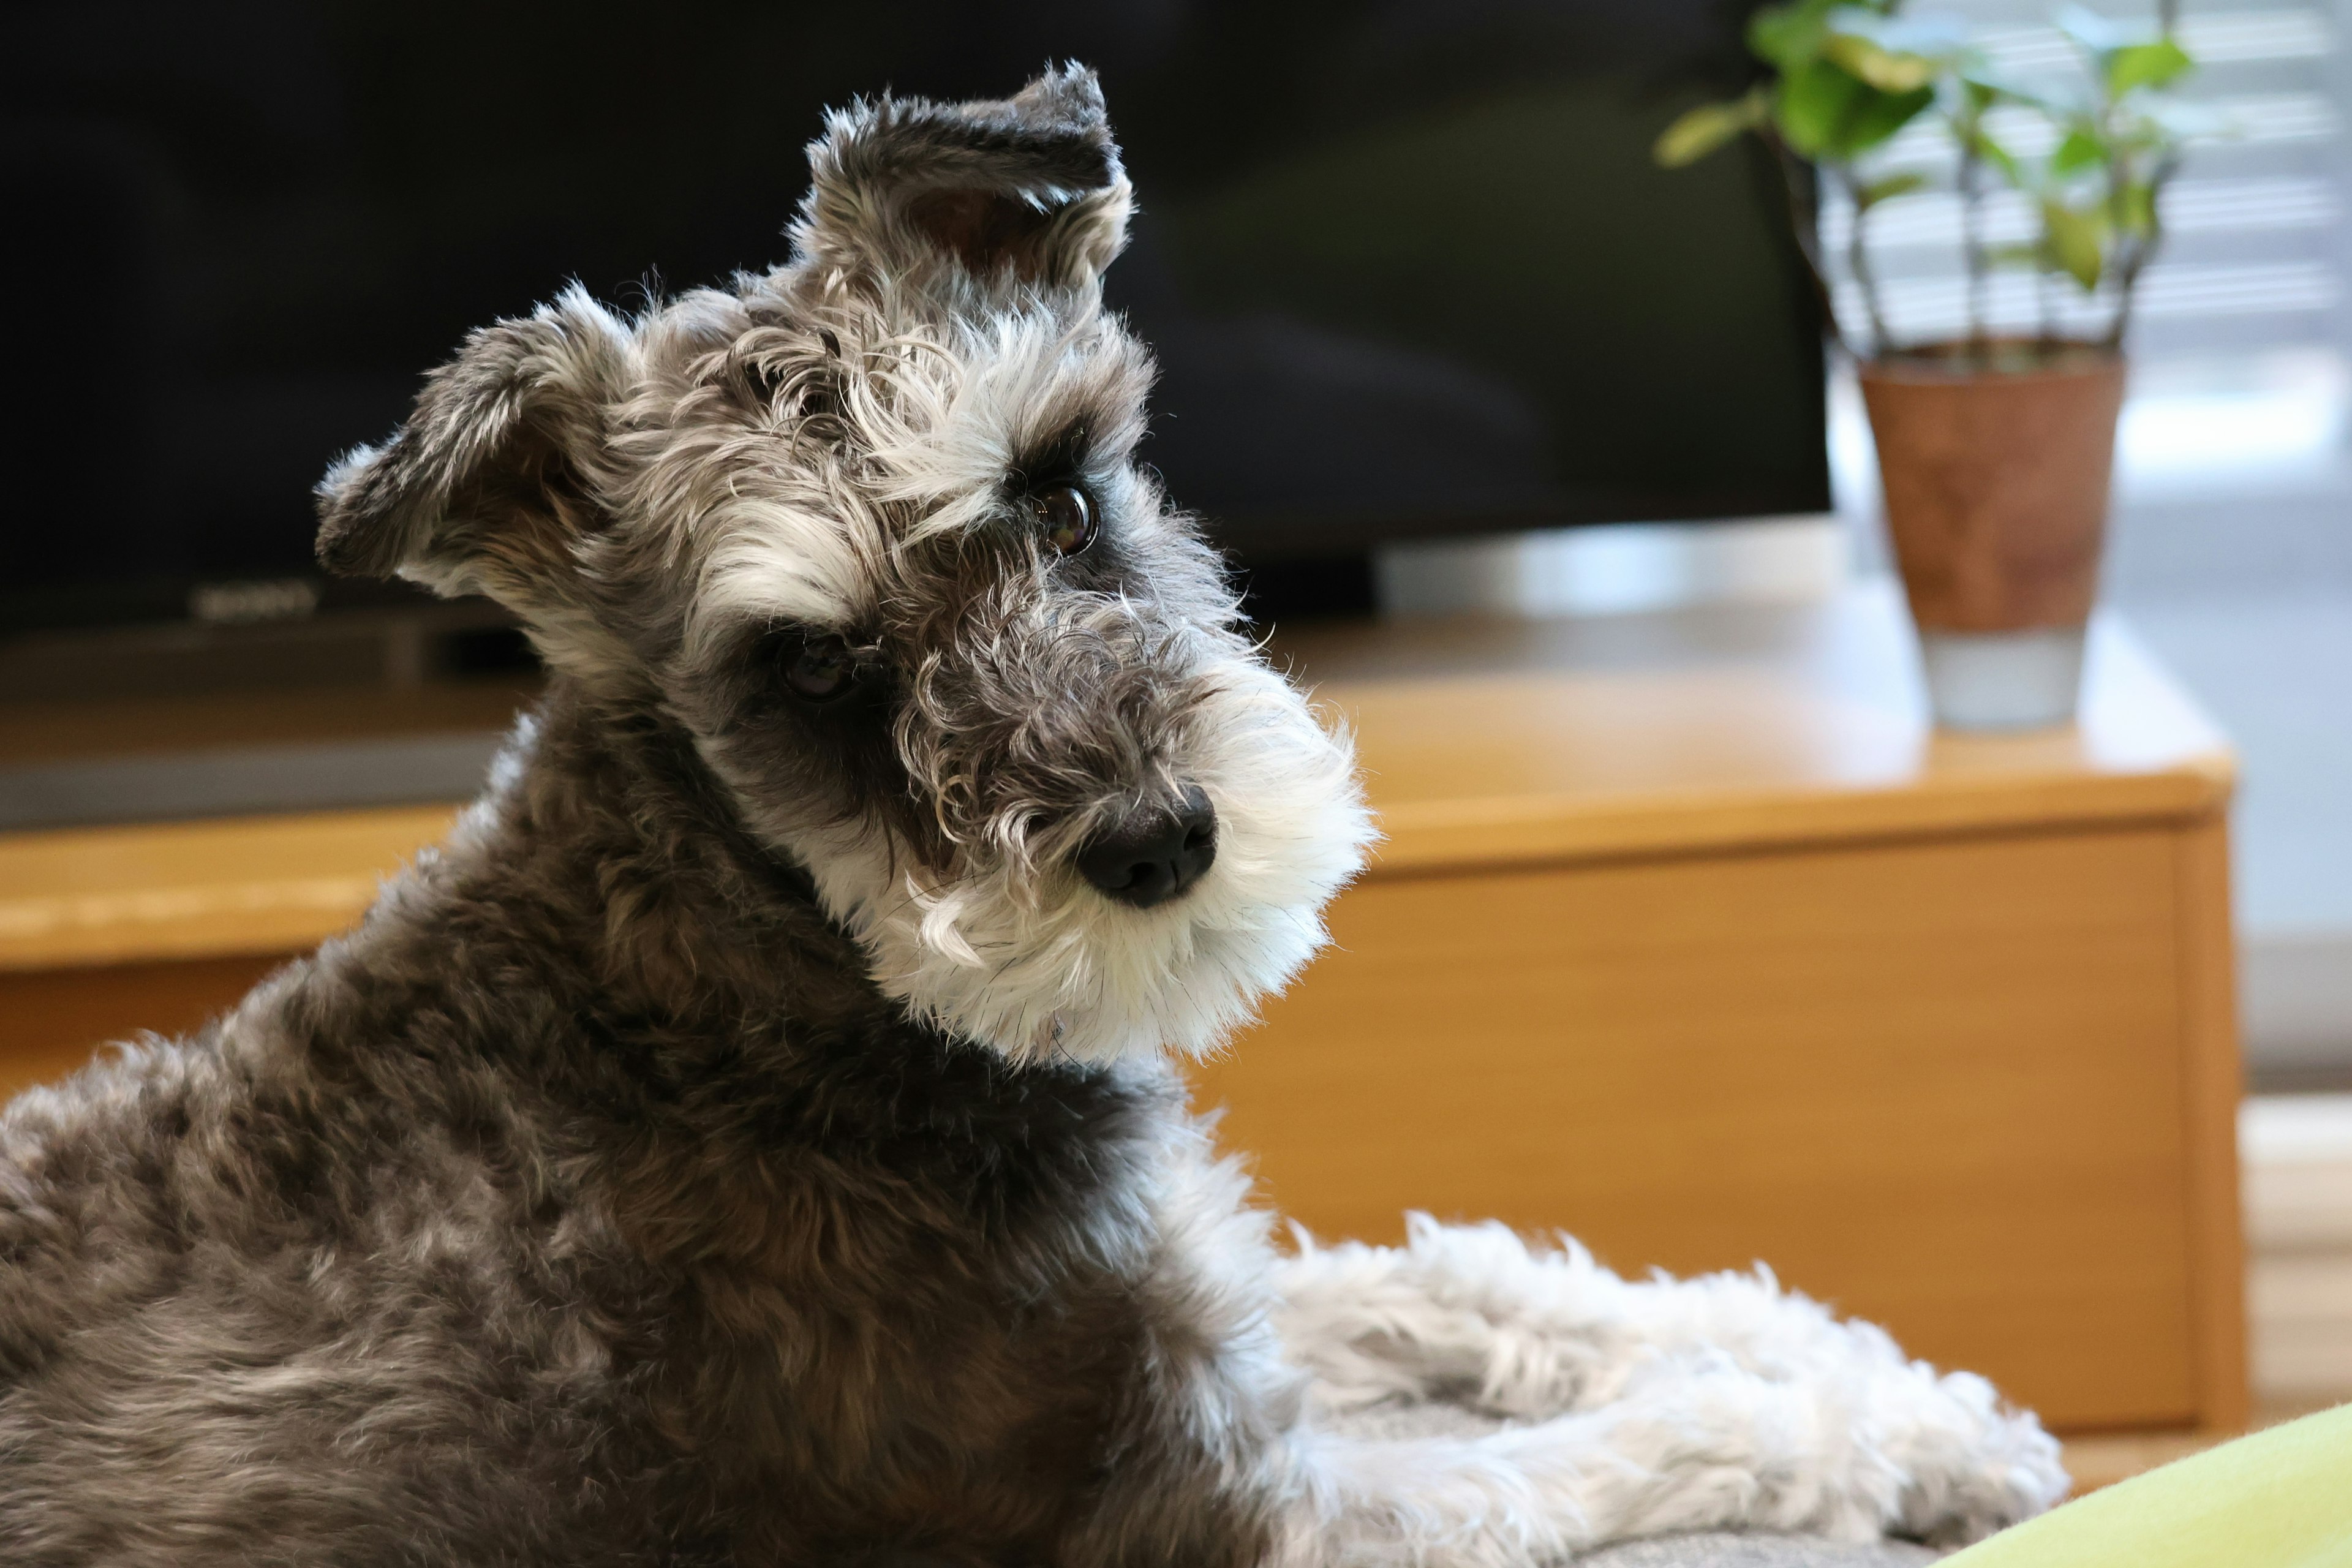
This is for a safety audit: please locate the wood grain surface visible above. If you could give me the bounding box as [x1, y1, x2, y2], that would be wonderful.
[0, 806, 460, 971]
[1278, 586, 2230, 876]
[1193, 826, 2203, 1431]
[2177, 818, 2252, 1433]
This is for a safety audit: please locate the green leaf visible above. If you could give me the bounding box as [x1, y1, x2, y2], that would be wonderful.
[1843, 81, 1937, 155]
[1959, 61, 2052, 112]
[1774, 59, 1864, 156]
[1986, 242, 2043, 270]
[1822, 31, 1938, 92]
[1747, 0, 1838, 70]
[1983, 136, 2022, 184]
[2042, 200, 2109, 289]
[1959, 124, 2023, 185]
[2050, 126, 2107, 176]
[2119, 179, 2159, 236]
[1777, 60, 1936, 158]
[2109, 37, 2194, 95]
[1654, 92, 1767, 167]
[1856, 171, 1927, 208]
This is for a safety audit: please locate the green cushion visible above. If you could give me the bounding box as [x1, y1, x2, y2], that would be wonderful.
[1945, 1403, 2352, 1567]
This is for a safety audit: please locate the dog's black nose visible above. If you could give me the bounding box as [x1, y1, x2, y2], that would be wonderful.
[1076, 786, 1218, 909]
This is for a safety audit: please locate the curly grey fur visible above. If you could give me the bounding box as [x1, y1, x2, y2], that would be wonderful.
[0, 67, 2065, 1567]
[0, 690, 1287, 1566]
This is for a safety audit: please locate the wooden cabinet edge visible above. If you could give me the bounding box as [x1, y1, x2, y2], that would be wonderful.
[1366, 783, 2234, 879]
[2174, 816, 2252, 1433]
[0, 895, 372, 974]
[0, 804, 461, 974]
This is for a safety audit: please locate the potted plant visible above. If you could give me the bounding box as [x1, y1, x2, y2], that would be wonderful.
[1657, 1, 2204, 729]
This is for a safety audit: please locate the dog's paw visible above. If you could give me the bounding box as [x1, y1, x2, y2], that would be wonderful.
[1868, 1368, 2070, 1545]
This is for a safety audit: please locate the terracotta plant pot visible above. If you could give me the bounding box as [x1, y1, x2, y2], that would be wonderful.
[1859, 346, 2127, 731]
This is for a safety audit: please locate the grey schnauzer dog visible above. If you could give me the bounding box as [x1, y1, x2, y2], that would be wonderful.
[0, 70, 2066, 1566]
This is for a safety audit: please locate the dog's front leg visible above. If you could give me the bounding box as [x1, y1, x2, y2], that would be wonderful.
[1269, 1216, 2066, 1547]
[1274, 1374, 1902, 1568]
[1275, 1214, 1776, 1419]
[1275, 1357, 2059, 1567]
[1271, 1213, 1962, 1418]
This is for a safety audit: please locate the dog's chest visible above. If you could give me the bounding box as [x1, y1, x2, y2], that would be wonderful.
[592, 1035, 1179, 1554]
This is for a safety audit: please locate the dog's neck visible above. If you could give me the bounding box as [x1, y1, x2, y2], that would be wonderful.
[374, 675, 1170, 1283]
[448, 674, 879, 1032]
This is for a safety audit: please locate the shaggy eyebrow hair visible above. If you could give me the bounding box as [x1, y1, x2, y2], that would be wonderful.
[1006, 420, 1097, 489]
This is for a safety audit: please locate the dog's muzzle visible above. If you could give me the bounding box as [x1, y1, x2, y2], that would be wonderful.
[1076, 785, 1217, 909]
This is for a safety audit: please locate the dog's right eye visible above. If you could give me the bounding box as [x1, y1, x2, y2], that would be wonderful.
[1028, 483, 1098, 556]
[780, 635, 858, 703]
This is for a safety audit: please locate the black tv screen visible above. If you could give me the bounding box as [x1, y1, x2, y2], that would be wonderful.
[5, 0, 1825, 633]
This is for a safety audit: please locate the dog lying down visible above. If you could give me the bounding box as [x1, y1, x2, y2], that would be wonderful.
[0, 69, 2067, 1566]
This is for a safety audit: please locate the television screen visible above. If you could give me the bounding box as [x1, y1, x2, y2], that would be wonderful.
[4, 0, 1826, 634]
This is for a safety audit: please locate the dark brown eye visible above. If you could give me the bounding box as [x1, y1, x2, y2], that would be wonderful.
[782, 634, 857, 703]
[1029, 483, 1098, 556]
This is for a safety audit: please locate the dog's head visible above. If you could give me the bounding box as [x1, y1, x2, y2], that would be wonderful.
[316, 67, 1372, 1064]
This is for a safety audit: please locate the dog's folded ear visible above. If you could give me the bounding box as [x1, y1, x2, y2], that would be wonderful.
[793, 64, 1131, 295]
[314, 287, 633, 598]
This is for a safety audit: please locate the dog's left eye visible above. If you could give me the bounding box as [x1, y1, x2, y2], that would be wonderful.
[1028, 483, 1098, 556]
[781, 635, 858, 703]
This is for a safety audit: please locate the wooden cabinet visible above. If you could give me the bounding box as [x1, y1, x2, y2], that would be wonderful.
[1193, 586, 2246, 1437]
[0, 807, 459, 1098]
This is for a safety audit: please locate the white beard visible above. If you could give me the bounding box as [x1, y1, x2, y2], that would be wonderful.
[796, 657, 1373, 1064]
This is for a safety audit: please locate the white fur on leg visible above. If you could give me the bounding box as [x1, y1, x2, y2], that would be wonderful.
[1276, 1374, 1913, 1568]
[1270, 1215, 2068, 1551]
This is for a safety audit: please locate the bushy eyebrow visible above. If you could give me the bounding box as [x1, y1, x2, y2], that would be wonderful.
[1006, 420, 1096, 490]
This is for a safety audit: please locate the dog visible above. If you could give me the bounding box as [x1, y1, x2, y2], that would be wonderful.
[0, 69, 2066, 1566]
